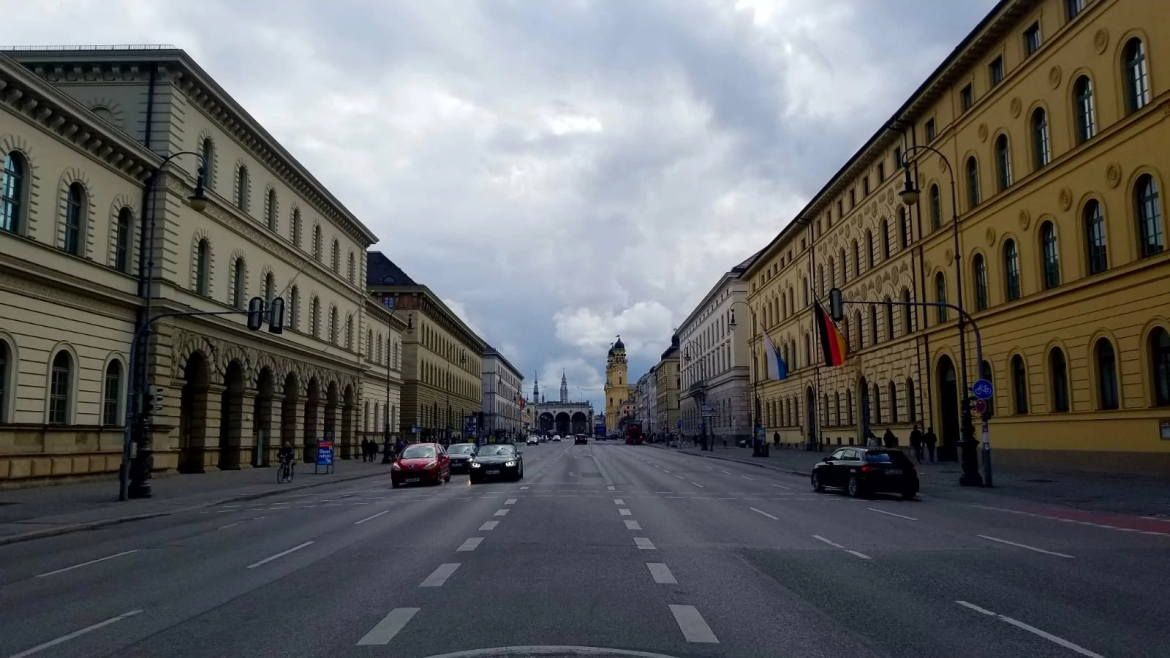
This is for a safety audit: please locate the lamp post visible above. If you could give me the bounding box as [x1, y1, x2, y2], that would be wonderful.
[682, 337, 708, 450]
[899, 147, 982, 486]
[726, 301, 765, 456]
[123, 152, 209, 500]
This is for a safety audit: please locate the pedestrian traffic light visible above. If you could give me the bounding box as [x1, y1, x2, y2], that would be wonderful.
[268, 297, 285, 335]
[247, 296, 265, 331]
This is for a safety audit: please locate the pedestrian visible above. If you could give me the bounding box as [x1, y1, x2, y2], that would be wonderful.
[866, 430, 877, 447]
[924, 427, 938, 463]
[366, 439, 374, 462]
[883, 427, 897, 449]
[359, 438, 368, 462]
[395, 437, 405, 460]
[773, 432, 780, 449]
[909, 424, 924, 464]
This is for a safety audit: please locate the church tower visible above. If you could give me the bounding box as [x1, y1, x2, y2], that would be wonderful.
[533, 372, 540, 402]
[604, 335, 630, 432]
[560, 370, 569, 403]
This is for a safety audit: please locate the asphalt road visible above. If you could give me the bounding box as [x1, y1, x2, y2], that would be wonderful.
[1, 441, 1167, 658]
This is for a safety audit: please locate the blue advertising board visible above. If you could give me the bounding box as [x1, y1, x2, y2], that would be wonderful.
[317, 439, 334, 466]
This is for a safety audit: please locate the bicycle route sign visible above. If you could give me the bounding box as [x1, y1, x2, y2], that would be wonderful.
[972, 379, 994, 400]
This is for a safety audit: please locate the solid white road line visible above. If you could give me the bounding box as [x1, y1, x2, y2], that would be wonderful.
[669, 605, 719, 643]
[420, 563, 461, 587]
[691, 482, 705, 488]
[646, 563, 677, 584]
[750, 507, 779, 521]
[457, 537, 484, 552]
[36, 550, 140, 578]
[955, 601, 1106, 658]
[845, 550, 873, 560]
[771, 483, 791, 490]
[354, 510, 390, 525]
[479, 521, 499, 531]
[246, 541, 314, 569]
[8, 609, 143, 658]
[635, 537, 656, 550]
[868, 508, 918, 521]
[504, 498, 517, 505]
[614, 498, 625, 505]
[813, 535, 845, 549]
[625, 520, 643, 530]
[619, 509, 632, 516]
[977, 534, 1074, 558]
[356, 607, 420, 645]
[494, 509, 510, 516]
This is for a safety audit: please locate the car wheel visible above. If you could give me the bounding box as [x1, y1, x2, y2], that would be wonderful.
[847, 475, 862, 498]
[811, 472, 824, 492]
[901, 489, 917, 500]
[391, 481, 401, 489]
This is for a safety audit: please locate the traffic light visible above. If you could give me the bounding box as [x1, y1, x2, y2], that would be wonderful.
[143, 385, 163, 417]
[268, 297, 285, 334]
[247, 296, 265, 331]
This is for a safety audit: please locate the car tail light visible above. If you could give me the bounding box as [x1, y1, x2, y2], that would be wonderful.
[860, 465, 876, 473]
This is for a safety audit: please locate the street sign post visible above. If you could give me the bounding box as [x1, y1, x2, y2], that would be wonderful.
[972, 379, 994, 400]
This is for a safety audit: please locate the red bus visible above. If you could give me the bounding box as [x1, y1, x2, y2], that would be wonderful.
[624, 423, 644, 445]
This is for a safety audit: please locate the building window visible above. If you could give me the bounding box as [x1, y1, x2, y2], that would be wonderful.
[888, 382, 898, 423]
[313, 225, 323, 261]
[1136, 174, 1164, 257]
[865, 230, 875, 269]
[200, 138, 215, 189]
[870, 310, 878, 346]
[291, 209, 302, 248]
[1066, 0, 1083, 20]
[235, 165, 249, 211]
[0, 341, 8, 423]
[906, 378, 917, 422]
[1012, 354, 1029, 414]
[1041, 222, 1061, 289]
[894, 146, 902, 168]
[1095, 338, 1119, 410]
[347, 252, 356, 283]
[330, 306, 339, 344]
[872, 384, 882, 425]
[263, 271, 275, 303]
[929, 184, 941, 230]
[935, 273, 947, 324]
[310, 297, 321, 338]
[966, 157, 981, 209]
[1084, 200, 1108, 275]
[288, 287, 299, 331]
[1153, 328, 1170, 407]
[195, 239, 210, 296]
[961, 84, 974, 111]
[989, 56, 1004, 87]
[863, 176, 870, 196]
[103, 360, 122, 425]
[850, 189, 856, 209]
[995, 135, 1012, 191]
[852, 241, 861, 277]
[1, 151, 25, 234]
[1024, 22, 1041, 56]
[1032, 109, 1050, 170]
[331, 239, 340, 272]
[266, 189, 277, 230]
[114, 207, 132, 273]
[1074, 76, 1096, 144]
[49, 351, 72, 425]
[1003, 239, 1021, 301]
[877, 162, 885, 183]
[973, 254, 989, 311]
[898, 207, 909, 249]
[925, 118, 936, 142]
[885, 298, 894, 340]
[1124, 38, 1150, 113]
[64, 182, 86, 256]
[1050, 348, 1070, 412]
[853, 311, 863, 350]
[231, 258, 246, 308]
[837, 200, 843, 218]
[902, 288, 913, 334]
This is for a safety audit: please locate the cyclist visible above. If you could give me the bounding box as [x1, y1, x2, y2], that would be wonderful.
[278, 441, 295, 465]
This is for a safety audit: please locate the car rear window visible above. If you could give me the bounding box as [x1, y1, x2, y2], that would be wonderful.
[865, 451, 912, 465]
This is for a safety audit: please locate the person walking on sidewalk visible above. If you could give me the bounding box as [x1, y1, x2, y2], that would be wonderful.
[359, 438, 368, 462]
[882, 428, 898, 449]
[924, 427, 938, 463]
[909, 425, 924, 463]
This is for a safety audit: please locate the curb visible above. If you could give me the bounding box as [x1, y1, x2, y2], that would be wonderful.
[0, 468, 386, 547]
[648, 443, 809, 477]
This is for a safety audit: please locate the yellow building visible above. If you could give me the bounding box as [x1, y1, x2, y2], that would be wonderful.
[743, 0, 1170, 474]
[655, 335, 681, 435]
[604, 336, 630, 432]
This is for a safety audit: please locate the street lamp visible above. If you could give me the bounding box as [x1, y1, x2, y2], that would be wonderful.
[727, 301, 766, 457]
[682, 337, 708, 450]
[899, 147, 982, 486]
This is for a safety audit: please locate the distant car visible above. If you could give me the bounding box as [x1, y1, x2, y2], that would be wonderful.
[526, 436, 539, 446]
[470, 443, 524, 483]
[811, 448, 918, 499]
[574, 435, 588, 445]
[391, 443, 450, 488]
[446, 443, 477, 474]
[552, 436, 561, 442]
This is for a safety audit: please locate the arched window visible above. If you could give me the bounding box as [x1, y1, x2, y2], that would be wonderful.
[846, 390, 854, 425]
[872, 383, 882, 425]
[102, 360, 122, 425]
[818, 264, 826, 296]
[1003, 239, 1021, 301]
[973, 254, 989, 311]
[929, 184, 942, 230]
[1084, 200, 1108, 274]
[347, 252, 355, 283]
[1073, 76, 1096, 143]
[291, 209, 302, 247]
[266, 188, 277, 230]
[367, 329, 373, 358]
[828, 257, 836, 287]
[1135, 174, 1164, 257]
[803, 333, 811, 367]
[906, 378, 916, 422]
[865, 230, 875, 269]
[1147, 327, 1170, 406]
[853, 311, 863, 349]
[345, 315, 353, 349]
[852, 240, 861, 277]
[870, 309, 878, 345]
[200, 138, 215, 190]
[64, 182, 86, 256]
[2, 151, 26, 234]
[288, 286, 299, 331]
[114, 207, 133, 273]
[885, 298, 894, 340]
[834, 392, 841, 425]
[195, 239, 210, 296]
[49, 351, 72, 425]
[902, 288, 913, 334]
[263, 271, 275, 303]
[1050, 348, 1070, 412]
[236, 165, 249, 211]
[839, 248, 847, 282]
[230, 257, 246, 308]
[1124, 38, 1150, 113]
[881, 218, 891, 258]
[888, 381, 898, 423]
[313, 225, 322, 260]
[331, 239, 340, 272]
[0, 340, 8, 423]
[935, 272, 948, 323]
[1011, 354, 1029, 414]
[310, 297, 321, 338]
[802, 278, 809, 307]
[965, 156, 981, 209]
[1095, 338, 1119, 410]
[995, 135, 1012, 191]
[1031, 108, 1050, 169]
[898, 207, 909, 249]
[1041, 222, 1060, 289]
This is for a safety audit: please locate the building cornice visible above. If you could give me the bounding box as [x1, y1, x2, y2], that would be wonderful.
[368, 284, 487, 353]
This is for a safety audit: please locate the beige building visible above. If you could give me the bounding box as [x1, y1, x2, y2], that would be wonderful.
[604, 337, 630, 431]
[0, 47, 382, 485]
[482, 346, 523, 440]
[743, 0, 1170, 472]
[358, 297, 406, 450]
[367, 252, 485, 442]
[655, 335, 681, 434]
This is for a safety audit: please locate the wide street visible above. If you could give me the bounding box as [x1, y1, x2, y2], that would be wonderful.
[1, 441, 1167, 658]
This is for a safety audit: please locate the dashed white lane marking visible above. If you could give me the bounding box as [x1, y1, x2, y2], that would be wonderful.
[36, 550, 140, 578]
[635, 537, 656, 550]
[625, 520, 643, 530]
[750, 507, 779, 521]
[662, 469, 671, 474]
[356, 607, 420, 645]
[218, 522, 243, 530]
[955, 601, 1105, 658]
[868, 508, 918, 521]
[845, 550, 873, 560]
[607, 485, 616, 491]
[420, 563, 460, 587]
[246, 541, 314, 569]
[504, 498, 517, 505]
[720, 470, 730, 474]
[647, 563, 677, 584]
[813, 535, 871, 560]
[977, 535, 1074, 559]
[457, 537, 484, 552]
[354, 510, 390, 525]
[669, 604, 719, 643]
[691, 482, 705, 488]
[654, 491, 673, 494]
[619, 509, 632, 516]
[741, 475, 755, 481]
[494, 509, 510, 517]
[771, 483, 791, 490]
[479, 521, 499, 531]
[614, 498, 625, 505]
[222, 504, 241, 508]
[8, 609, 143, 658]
[520, 486, 529, 490]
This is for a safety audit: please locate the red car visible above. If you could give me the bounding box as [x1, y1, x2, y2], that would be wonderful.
[391, 443, 450, 488]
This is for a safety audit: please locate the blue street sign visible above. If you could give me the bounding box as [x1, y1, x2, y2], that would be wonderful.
[677, 419, 683, 428]
[972, 379, 994, 400]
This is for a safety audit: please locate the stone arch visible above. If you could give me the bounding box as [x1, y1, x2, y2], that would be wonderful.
[217, 343, 252, 384]
[555, 412, 570, 436]
[86, 97, 127, 129]
[324, 381, 340, 450]
[178, 350, 212, 473]
[303, 377, 322, 462]
[253, 366, 276, 466]
[340, 384, 356, 459]
[218, 359, 247, 470]
[56, 167, 97, 258]
[280, 371, 300, 453]
[933, 350, 960, 459]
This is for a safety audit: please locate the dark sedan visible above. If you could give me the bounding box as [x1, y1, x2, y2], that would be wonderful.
[469, 443, 524, 483]
[446, 443, 477, 474]
[811, 448, 918, 499]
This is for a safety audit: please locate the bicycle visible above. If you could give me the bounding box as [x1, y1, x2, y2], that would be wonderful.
[277, 457, 296, 483]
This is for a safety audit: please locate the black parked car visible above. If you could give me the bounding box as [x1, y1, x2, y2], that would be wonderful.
[469, 443, 524, 483]
[811, 448, 918, 499]
[447, 443, 477, 474]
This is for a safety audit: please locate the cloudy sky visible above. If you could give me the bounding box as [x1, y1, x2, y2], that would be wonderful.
[5, 0, 996, 408]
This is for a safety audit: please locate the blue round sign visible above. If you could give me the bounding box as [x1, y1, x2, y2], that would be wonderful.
[972, 378, 994, 400]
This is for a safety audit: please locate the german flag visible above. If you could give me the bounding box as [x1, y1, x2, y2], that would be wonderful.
[814, 302, 848, 367]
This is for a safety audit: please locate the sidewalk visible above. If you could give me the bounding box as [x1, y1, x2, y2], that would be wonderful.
[0, 460, 389, 546]
[648, 442, 1170, 517]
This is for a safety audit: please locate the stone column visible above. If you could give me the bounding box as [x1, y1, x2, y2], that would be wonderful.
[236, 388, 256, 469]
[262, 392, 284, 466]
[201, 383, 225, 472]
